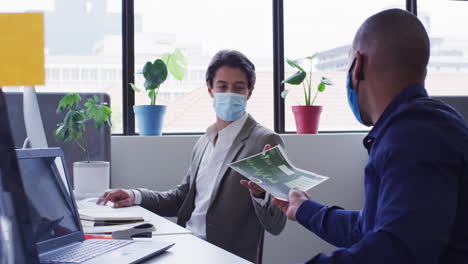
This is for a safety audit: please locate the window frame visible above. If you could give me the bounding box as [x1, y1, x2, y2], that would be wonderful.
[118, 0, 418, 135]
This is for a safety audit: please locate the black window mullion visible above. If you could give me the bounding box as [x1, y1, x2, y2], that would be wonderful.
[122, 0, 135, 135]
[407, 0, 417, 15]
[273, 0, 285, 133]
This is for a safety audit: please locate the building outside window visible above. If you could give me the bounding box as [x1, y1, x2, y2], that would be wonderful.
[133, 0, 274, 133]
[418, 0, 468, 96]
[1, 0, 124, 133]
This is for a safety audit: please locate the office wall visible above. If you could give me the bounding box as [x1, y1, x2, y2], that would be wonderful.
[111, 134, 368, 264]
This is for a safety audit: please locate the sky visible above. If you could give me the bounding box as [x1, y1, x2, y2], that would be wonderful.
[1, 0, 467, 59]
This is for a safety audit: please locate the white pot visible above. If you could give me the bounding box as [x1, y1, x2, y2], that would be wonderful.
[73, 161, 110, 195]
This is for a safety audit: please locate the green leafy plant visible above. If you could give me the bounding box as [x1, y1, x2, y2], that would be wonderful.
[281, 54, 333, 106]
[130, 48, 187, 105]
[54, 93, 112, 162]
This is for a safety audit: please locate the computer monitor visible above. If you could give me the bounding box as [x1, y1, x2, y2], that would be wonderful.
[0, 89, 39, 264]
[23, 86, 48, 148]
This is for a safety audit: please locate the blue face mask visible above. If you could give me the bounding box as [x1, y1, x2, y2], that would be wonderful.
[213, 92, 247, 121]
[346, 67, 365, 125]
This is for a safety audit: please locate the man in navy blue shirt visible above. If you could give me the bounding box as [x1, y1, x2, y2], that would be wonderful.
[273, 9, 468, 264]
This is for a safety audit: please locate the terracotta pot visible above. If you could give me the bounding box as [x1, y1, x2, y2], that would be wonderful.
[292, 105, 323, 134]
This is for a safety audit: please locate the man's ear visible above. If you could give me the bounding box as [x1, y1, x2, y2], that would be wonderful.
[247, 87, 255, 100]
[207, 82, 214, 98]
[354, 51, 364, 81]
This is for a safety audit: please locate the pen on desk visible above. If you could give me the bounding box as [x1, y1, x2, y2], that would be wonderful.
[84, 234, 112, 240]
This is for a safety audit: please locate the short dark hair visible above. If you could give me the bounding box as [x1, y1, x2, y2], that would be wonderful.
[205, 50, 256, 89]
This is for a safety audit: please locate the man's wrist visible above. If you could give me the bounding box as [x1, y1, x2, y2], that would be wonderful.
[295, 199, 325, 226]
[252, 192, 269, 206]
[252, 191, 266, 199]
[132, 189, 142, 205]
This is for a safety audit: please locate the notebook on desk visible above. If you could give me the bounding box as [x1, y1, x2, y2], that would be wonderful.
[15, 148, 174, 264]
[79, 209, 144, 222]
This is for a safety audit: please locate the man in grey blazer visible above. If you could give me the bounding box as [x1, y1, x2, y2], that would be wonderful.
[98, 50, 286, 263]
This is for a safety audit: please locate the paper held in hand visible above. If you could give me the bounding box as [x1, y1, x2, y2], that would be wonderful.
[229, 145, 329, 201]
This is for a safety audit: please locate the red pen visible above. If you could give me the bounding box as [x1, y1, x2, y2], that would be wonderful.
[84, 234, 112, 240]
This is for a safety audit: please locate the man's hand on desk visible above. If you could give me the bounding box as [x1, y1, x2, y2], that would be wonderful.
[97, 189, 135, 208]
[272, 189, 309, 221]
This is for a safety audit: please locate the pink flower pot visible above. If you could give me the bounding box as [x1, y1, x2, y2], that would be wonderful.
[292, 105, 323, 134]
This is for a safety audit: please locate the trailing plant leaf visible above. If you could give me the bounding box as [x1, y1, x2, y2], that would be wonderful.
[57, 93, 81, 112]
[305, 53, 318, 61]
[142, 61, 152, 80]
[163, 48, 187, 81]
[286, 58, 305, 72]
[129, 83, 140, 92]
[161, 53, 170, 66]
[54, 123, 67, 141]
[282, 54, 333, 106]
[318, 83, 326, 92]
[144, 79, 159, 90]
[282, 71, 306, 85]
[55, 109, 86, 144]
[85, 96, 112, 129]
[320, 76, 333, 85]
[54, 93, 112, 163]
[143, 59, 168, 90]
[133, 49, 187, 105]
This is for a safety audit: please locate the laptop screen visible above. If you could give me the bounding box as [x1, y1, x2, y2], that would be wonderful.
[16, 155, 81, 244]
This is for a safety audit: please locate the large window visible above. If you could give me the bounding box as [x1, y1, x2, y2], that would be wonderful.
[419, 0, 468, 96]
[283, 0, 405, 132]
[133, 0, 274, 133]
[1, 0, 123, 133]
[4, 1, 466, 135]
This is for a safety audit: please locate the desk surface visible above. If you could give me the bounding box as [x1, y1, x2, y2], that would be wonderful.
[121, 205, 191, 236]
[143, 234, 252, 264]
[77, 198, 191, 236]
[77, 198, 251, 263]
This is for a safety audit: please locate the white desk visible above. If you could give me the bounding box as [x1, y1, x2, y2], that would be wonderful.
[143, 234, 252, 264]
[119, 205, 192, 236]
[77, 199, 252, 263]
[77, 199, 191, 236]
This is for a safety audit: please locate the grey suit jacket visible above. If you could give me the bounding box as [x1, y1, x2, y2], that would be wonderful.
[137, 115, 286, 263]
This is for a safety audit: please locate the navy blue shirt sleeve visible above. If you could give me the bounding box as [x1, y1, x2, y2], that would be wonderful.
[296, 201, 362, 248]
[298, 113, 462, 264]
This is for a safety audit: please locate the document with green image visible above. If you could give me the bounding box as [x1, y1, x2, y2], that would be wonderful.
[229, 145, 328, 201]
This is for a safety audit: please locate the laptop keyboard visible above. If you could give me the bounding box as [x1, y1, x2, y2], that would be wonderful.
[40, 239, 134, 264]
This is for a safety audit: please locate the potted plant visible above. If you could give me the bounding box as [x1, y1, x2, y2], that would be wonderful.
[54, 93, 112, 194]
[130, 48, 187, 136]
[281, 54, 333, 134]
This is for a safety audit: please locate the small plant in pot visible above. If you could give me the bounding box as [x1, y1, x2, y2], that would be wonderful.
[54, 93, 112, 194]
[281, 54, 333, 134]
[130, 48, 187, 136]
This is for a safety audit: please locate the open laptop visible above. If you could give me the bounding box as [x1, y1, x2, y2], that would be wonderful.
[14, 147, 174, 264]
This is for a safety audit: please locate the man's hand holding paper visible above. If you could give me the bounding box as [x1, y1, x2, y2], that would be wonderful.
[239, 144, 272, 199]
[230, 145, 328, 201]
[272, 189, 310, 221]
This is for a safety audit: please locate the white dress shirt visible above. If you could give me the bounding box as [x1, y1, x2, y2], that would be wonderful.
[185, 113, 248, 239]
[133, 113, 267, 239]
